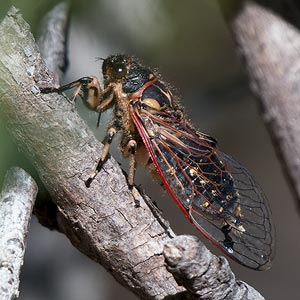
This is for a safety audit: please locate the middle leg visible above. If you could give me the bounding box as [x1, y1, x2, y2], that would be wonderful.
[85, 126, 118, 187]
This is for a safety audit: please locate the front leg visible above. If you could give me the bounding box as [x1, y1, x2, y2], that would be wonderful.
[41, 77, 121, 187]
[41, 76, 118, 129]
[41, 76, 102, 110]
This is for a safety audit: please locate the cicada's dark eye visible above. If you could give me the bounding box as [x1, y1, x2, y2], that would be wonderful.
[111, 64, 127, 79]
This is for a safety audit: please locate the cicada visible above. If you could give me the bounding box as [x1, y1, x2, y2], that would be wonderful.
[42, 54, 275, 270]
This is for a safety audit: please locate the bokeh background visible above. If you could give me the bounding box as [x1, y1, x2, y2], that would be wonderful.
[0, 0, 299, 299]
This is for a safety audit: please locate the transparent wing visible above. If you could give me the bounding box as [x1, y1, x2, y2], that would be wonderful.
[131, 104, 275, 270]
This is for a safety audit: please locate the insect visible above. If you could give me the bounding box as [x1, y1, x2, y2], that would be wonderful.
[42, 54, 275, 270]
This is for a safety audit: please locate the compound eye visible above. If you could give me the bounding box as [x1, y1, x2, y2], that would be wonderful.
[112, 64, 127, 79]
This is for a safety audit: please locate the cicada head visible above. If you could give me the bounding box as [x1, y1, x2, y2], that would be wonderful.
[102, 54, 131, 86]
[102, 54, 153, 93]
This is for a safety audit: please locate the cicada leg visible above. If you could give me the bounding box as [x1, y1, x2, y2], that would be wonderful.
[126, 140, 137, 188]
[42, 78, 129, 188]
[41, 77, 117, 128]
[41, 76, 102, 110]
[85, 129, 138, 189]
[96, 84, 116, 127]
[85, 126, 118, 187]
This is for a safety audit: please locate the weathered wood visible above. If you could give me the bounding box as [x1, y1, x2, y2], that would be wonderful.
[0, 167, 37, 300]
[164, 236, 264, 300]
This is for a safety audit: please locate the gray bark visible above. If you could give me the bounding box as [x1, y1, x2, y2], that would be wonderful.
[164, 236, 264, 300]
[218, 0, 300, 211]
[0, 167, 38, 300]
[0, 5, 265, 300]
[37, 2, 70, 85]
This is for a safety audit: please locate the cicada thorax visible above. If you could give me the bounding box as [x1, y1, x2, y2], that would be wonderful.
[113, 59, 178, 163]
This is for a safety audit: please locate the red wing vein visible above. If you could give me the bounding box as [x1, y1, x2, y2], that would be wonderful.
[131, 105, 274, 270]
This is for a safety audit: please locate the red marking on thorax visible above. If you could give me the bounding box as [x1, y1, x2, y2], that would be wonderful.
[129, 77, 158, 99]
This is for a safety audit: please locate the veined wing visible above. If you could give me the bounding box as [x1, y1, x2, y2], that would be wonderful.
[130, 103, 275, 270]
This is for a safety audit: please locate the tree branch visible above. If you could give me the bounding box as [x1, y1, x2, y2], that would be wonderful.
[37, 2, 70, 85]
[0, 167, 38, 299]
[33, 1, 70, 232]
[0, 5, 265, 300]
[218, 0, 300, 211]
[164, 236, 264, 300]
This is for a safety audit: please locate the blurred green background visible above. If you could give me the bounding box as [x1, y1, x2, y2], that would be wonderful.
[0, 1, 298, 300]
